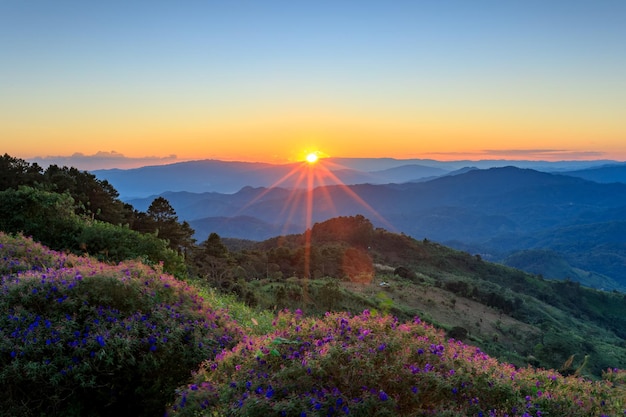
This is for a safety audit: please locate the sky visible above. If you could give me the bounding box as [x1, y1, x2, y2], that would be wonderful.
[1, 1, 625, 169]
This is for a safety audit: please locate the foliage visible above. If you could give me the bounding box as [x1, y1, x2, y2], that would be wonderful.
[206, 217, 626, 378]
[134, 197, 196, 254]
[168, 310, 625, 416]
[503, 248, 623, 291]
[0, 153, 44, 190]
[0, 186, 83, 249]
[0, 154, 132, 225]
[0, 233, 242, 417]
[191, 282, 275, 336]
[0, 155, 195, 272]
[41, 164, 131, 225]
[310, 214, 374, 248]
[0, 185, 187, 276]
[77, 220, 188, 278]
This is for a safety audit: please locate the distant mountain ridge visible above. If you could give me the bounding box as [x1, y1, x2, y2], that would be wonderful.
[125, 166, 626, 290]
[93, 158, 450, 198]
[562, 162, 626, 184]
[92, 157, 622, 198]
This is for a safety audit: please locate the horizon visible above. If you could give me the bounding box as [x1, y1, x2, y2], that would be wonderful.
[2, 2, 625, 165]
[18, 151, 625, 172]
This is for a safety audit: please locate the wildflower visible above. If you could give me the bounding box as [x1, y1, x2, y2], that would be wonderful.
[378, 390, 388, 401]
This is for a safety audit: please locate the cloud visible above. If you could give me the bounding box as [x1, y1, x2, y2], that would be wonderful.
[481, 149, 606, 159]
[29, 151, 180, 170]
[424, 149, 606, 161]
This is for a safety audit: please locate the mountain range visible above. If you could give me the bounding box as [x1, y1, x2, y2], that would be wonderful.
[93, 157, 619, 198]
[94, 158, 626, 291]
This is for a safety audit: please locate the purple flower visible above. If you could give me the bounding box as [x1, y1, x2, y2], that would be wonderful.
[378, 390, 388, 401]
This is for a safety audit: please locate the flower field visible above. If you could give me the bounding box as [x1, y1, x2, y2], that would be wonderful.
[0, 233, 242, 417]
[169, 310, 626, 416]
[2, 232, 626, 417]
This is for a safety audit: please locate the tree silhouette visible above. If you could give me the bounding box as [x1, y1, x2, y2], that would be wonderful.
[137, 197, 196, 254]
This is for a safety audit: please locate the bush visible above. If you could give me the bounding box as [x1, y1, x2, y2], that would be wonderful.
[0, 232, 82, 276]
[168, 310, 625, 417]
[0, 234, 242, 417]
[0, 186, 83, 250]
[77, 220, 187, 278]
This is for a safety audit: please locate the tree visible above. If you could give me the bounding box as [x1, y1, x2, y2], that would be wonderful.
[147, 197, 178, 224]
[0, 153, 43, 190]
[203, 232, 228, 258]
[42, 164, 131, 225]
[138, 197, 195, 253]
[190, 233, 235, 288]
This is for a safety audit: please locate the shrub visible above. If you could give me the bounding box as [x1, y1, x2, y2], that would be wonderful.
[0, 232, 85, 276]
[0, 186, 83, 250]
[0, 234, 242, 417]
[77, 220, 187, 278]
[168, 310, 625, 417]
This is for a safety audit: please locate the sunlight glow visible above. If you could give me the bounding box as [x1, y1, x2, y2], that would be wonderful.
[233, 154, 395, 288]
[305, 152, 319, 164]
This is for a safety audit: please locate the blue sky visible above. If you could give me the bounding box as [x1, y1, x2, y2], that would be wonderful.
[2, 1, 625, 167]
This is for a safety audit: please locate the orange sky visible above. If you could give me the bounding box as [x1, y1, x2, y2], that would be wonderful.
[2, 2, 625, 167]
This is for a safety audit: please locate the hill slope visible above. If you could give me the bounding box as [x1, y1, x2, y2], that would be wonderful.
[222, 216, 626, 377]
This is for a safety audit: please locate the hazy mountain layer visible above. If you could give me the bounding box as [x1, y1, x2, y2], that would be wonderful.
[126, 166, 626, 289]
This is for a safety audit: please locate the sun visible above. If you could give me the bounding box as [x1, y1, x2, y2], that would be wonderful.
[305, 152, 319, 164]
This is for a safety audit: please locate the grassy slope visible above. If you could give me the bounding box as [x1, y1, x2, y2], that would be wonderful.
[368, 231, 626, 377]
[236, 229, 626, 378]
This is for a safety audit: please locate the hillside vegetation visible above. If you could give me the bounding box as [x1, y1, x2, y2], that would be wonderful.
[2, 233, 626, 417]
[2, 154, 626, 416]
[213, 215, 626, 378]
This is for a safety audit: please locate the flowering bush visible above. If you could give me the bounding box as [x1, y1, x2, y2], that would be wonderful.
[0, 233, 243, 417]
[168, 310, 625, 417]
